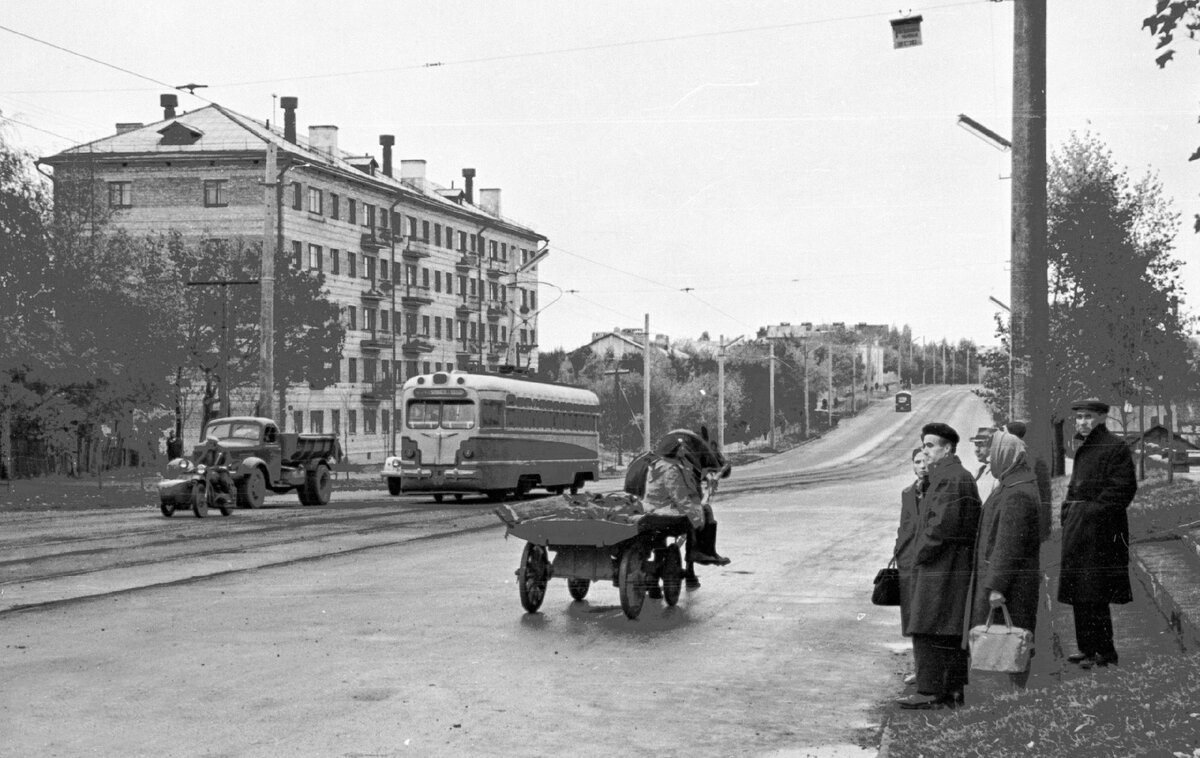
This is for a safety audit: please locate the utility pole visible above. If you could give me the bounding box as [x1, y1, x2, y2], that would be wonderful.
[717, 334, 743, 449]
[802, 340, 810, 439]
[188, 279, 259, 418]
[1011, 0, 1049, 465]
[643, 314, 651, 451]
[827, 335, 834, 427]
[603, 364, 632, 464]
[259, 144, 277, 417]
[768, 339, 776, 449]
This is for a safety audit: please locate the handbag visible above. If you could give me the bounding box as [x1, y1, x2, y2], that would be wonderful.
[969, 603, 1034, 673]
[871, 558, 901, 606]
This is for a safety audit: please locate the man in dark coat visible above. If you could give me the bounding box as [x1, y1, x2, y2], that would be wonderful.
[897, 422, 982, 709]
[894, 447, 929, 640]
[1058, 399, 1137, 668]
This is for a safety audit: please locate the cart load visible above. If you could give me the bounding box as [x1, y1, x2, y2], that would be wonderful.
[495, 492, 691, 619]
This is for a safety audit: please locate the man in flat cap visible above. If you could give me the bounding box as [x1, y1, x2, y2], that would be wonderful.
[969, 427, 997, 498]
[897, 422, 982, 709]
[1058, 399, 1137, 669]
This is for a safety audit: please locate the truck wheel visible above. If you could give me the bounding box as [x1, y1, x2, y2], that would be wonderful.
[237, 468, 266, 509]
[386, 477, 402, 496]
[301, 464, 332, 506]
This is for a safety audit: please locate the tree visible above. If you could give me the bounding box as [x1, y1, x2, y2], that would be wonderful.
[1144, 1, 1200, 233]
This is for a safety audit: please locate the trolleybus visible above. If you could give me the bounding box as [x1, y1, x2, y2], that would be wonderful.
[382, 371, 600, 501]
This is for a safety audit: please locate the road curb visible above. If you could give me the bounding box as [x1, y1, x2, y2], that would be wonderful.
[1131, 539, 1200, 652]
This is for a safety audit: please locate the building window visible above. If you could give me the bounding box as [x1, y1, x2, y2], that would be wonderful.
[348, 252, 357, 278]
[458, 320, 467, 341]
[293, 410, 304, 433]
[408, 216, 418, 238]
[445, 273, 453, 295]
[405, 360, 419, 379]
[421, 220, 430, 242]
[308, 244, 323, 271]
[364, 358, 377, 383]
[434, 271, 442, 293]
[308, 186, 323, 214]
[347, 305, 357, 331]
[380, 258, 388, 281]
[433, 317, 441, 340]
[421, 268, 430, 288]
[458, 231, 467, 252]
[382, 410, 389, 436]
[203, 179, 227, 207]
[330, 193, 340, 220]
[530, 292, 537, 309]
[365, 203, 375, 228]
[331, 249, 340, 275]
[406, 313, 418, 335]
[380, 208, 389, 229]
[381, 310, 389, 333]
[348, 410, 357, 436]
[108, 181, 132, 208]
[365, 408, 377, 434]
[365, 256, 376, 281]
[445, 317, 454, 338]
[422, 361, 431, 374]
[291, 182, 303, 210]
[332, 409, 341, 435]
[348, 198, 357, 224]
[292, 240, 303, 268]
[348, 357, 358, 383]
[421, 315, 430, 336]
[310, 410, 324, 433]
[434, 224, 442, 247]
[366, 308, 376, 333]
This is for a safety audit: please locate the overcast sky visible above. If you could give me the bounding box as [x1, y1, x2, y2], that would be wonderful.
[1, 1, 1196, 352]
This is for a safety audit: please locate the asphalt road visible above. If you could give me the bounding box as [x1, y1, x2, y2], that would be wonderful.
[1, 385, 991, 758]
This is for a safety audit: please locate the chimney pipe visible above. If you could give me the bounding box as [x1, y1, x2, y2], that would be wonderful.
[160, 93, 178, 120]
[379, 135, 395, 177]
[280, 96, 298, 143]
[462, 168, 476, 204]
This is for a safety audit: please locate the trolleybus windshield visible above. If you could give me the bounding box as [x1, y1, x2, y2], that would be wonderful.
[406, 400, 476, 430]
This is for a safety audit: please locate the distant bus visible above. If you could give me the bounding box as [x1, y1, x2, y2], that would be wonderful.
[381, 371, 600, 501]
[895, 391, 912, 412]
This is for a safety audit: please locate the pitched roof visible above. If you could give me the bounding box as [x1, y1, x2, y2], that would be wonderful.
[42, 103, 544, 239]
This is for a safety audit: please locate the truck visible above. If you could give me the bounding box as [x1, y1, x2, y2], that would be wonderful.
[192, 417, 342, 508]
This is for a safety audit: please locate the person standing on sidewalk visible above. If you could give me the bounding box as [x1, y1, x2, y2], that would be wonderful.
[1004, 421, 1053, 542]
[968, 430, 1042, 689]
[895, 447, 929, 687]
[897, 423, 982, 710]
[970, 427, 997, 499]
[1058, 398, 1138, 669]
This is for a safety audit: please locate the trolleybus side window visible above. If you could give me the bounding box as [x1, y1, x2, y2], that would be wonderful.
[481, 400, 505, 429]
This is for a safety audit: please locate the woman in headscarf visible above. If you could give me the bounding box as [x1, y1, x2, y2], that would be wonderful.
[967, 429, 1042, 688]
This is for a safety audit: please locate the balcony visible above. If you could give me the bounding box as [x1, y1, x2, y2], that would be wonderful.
[402, 239, 433, 260]
[485, 301, 507, 320]
[455, 253, 480, 272]
[360, 228, 394, 252]
[455, 297, 481, 316]
[402, 339, 435, 355]
[359, 331, 392, 352]
[362, 377, 400, 403]
[486, 262, 509, 279]
[360, 285, 387, 303]
[400, 284, 433, 308]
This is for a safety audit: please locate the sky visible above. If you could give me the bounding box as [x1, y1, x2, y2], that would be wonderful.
[1, 1, 1196, 353]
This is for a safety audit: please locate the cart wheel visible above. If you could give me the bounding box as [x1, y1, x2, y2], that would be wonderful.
[618, 546, 646, 619]
[518, 543, 549, 613]
[433, 494, 444, 503]
[160, 500, 176, 518]
[386, 477, 402, 496]
[661, 546, 683, 606]
[567, 578, 590, 601]
[191, 483, 208, 518]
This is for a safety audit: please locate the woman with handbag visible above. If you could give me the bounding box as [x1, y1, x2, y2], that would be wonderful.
[892, 447, 928, 684]
[967, 429, 1042, 689]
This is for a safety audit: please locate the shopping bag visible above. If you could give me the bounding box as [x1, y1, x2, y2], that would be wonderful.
[969, 603, 1034, 673]
[871, 559, 901, 606]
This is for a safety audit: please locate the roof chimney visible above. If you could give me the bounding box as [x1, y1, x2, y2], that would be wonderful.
[115, 122, 144, 135]
[479, 188, 501, 216]
[280, 96, 298, 143]
[379, 135, 395, 177]
[308, 125, 338, 157]
[160, 94, 178, 120]
[400, 159, 426, 189]
[462, 168, 476, 204]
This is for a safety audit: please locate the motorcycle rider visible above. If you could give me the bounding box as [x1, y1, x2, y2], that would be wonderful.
[194, 437, 235, 507]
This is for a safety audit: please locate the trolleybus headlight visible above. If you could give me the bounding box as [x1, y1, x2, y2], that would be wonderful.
[196, 464, 207, 475]
[462, 449, 474, 459]
[404, 449, 416, 459]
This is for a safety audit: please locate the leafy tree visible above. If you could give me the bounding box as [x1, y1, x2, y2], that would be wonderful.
[1144, 1, 1200, 233]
